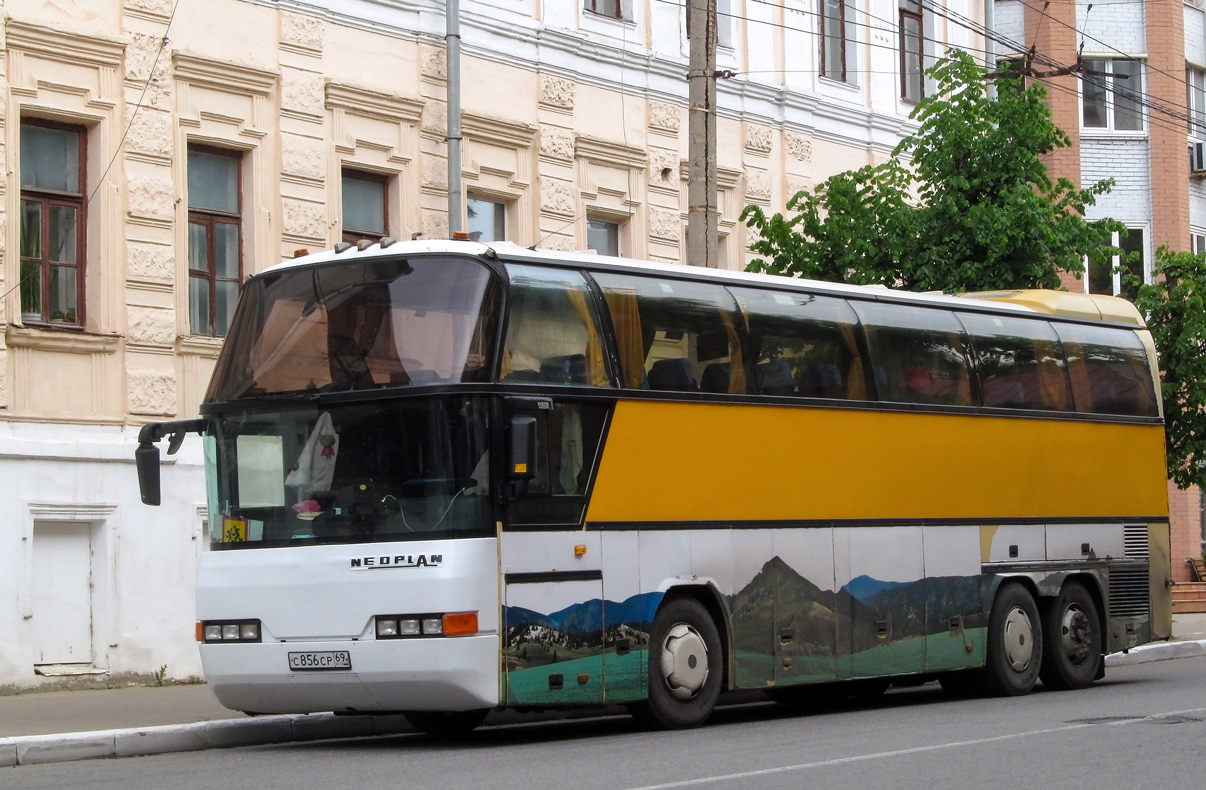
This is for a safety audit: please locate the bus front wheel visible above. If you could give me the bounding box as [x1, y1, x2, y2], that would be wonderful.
[980, 583, 1042, 696]
[1039, 581, 1102, 691]
[636, 597, 723, 729]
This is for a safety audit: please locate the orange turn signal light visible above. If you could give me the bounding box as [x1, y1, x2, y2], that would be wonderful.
[195, 621, 204, 642]
[442, 611, 479, 636]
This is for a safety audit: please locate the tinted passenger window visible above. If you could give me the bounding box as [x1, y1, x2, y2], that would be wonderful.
[733, 287, 869, 399]
[1053, 323, 1159, 417]
[507, 400, 611, 528]
[593, 273, 748, 394]
[958, 313, 1072, 411]
[853, 301, 973, 406]
[502, 266, 611, 387]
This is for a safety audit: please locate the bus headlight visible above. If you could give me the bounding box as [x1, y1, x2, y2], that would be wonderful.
[374, 613, 476, 639]
[200, 620, 263, 643]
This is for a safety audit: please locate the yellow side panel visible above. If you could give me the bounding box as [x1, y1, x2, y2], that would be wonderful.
[586, 401, 1169, 524]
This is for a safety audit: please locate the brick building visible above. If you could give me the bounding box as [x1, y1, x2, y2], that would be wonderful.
[996, 0, 1204, 583]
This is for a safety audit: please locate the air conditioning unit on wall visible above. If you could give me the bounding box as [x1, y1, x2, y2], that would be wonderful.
[1192, 141, 1206, 175]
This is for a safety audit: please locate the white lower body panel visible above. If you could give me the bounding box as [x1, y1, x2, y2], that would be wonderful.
[201, 634, 500, 714]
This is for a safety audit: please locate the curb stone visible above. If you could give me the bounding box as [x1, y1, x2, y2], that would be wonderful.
[1104, 638, 1206, 667]
[3, 712, 415, 767]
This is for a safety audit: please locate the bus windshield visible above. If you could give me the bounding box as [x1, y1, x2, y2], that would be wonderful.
[206, 255, 499, 401]
[204, 395, 493, 549]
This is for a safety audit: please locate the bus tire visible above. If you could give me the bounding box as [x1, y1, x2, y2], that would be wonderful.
[1039, 581, 1102, 691]
[979, 583, 1042, 696]
[637, 596, 723, 729]
[403, 709, 489, 738]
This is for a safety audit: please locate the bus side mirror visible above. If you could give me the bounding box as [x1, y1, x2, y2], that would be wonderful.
[135, 418, 204, 507]
[507, 415, 537, 499]
[136, 442, 162, 506]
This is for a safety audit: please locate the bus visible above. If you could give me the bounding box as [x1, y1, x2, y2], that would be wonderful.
[136, 239, 1172, 734]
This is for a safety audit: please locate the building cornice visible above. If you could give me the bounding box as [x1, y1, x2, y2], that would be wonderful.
[173, 51, 278, 95]
[325, 81, 424, 124]
[5, 19, 126, 69]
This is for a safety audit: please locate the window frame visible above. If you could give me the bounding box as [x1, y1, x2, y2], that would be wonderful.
[685, 0, 733, 49]
[1087, 226, 1148, 299]
[19, 117, 87, 327]
[586, 216, 622, 257]
[1081, 57, 1146, 133]
[187, 144, 244, 338]
[899, 0, 924, 102]
[341, 168, 389, 245]
[1188, 65, 1206, 139]
[584, 0, 631, 22]
[820, 0, 848, 83]
[466, 196, 508, 243]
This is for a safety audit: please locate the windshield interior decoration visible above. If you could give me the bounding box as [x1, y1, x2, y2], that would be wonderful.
[206, 256, 500, 401]
[206, 397, 493, 549]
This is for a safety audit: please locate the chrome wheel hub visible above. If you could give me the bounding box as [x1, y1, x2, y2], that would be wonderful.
[1059, 605, 1092, 665]
[1002, 606, 1034, 673]
[660, 623, 709, 700]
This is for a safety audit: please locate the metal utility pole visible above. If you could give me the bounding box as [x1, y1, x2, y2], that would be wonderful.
[446, 0, 463, 235]
[687, 0, 718, 268]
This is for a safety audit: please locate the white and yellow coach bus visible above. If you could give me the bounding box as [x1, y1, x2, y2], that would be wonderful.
[137, 239, 1172, 734]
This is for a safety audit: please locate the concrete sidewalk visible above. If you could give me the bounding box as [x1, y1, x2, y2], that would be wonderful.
[4, 613, 1206, 768]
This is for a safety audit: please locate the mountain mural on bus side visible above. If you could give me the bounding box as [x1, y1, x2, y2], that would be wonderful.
[503, 591, 662, 672]
[729, 556, 985, 683]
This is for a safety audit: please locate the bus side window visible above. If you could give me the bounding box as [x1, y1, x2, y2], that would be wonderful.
[507, 401, 611, 528]
[1053, 324, 1159, 417]
[852, 301, 973, 407]
[732, 287, 869, 400]
[501, 265, 612, 387]
[957, 313, 1073, 411]
[594, 273, 750, 394]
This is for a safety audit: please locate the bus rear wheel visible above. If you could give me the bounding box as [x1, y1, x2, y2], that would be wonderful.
[1039, 581, 1102, 691]
[403, 709, 489, 738]
[979, 583, 1042, 696]
[634, 597, 723, 729]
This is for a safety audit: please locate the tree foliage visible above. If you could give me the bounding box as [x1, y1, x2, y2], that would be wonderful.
[1131, 248, 1206, 488]
[740, 51, 1122, 292]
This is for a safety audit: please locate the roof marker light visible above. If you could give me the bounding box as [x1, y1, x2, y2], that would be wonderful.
[334, 242, 353, 253]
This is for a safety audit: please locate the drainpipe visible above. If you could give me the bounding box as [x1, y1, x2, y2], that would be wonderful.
[984, 0, 997, 97]
[447, 0, 463, 235]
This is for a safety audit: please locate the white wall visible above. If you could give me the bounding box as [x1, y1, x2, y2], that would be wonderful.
[0, 426, 206, 688]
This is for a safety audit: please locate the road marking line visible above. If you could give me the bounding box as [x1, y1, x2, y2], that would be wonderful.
[624, 705, 1206, 790]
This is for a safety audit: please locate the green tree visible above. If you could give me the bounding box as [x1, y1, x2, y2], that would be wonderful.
[1130, 248, 1206, 488]
[740, 51, 1122, 292]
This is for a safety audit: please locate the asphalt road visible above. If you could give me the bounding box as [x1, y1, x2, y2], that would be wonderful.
[5, 656, 1205, 790]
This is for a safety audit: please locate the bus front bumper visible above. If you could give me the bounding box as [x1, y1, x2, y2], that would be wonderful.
[200, 634, 500, 714]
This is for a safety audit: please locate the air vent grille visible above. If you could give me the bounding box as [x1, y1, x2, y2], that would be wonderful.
[1109, 569, 1150, 618]
[1124, 524, 1149, 559]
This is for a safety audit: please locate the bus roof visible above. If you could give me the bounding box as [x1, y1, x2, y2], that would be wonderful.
[269, 239, 1145, 328]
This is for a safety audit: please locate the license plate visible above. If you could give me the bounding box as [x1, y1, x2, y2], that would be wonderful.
[288, 651, 352, 671]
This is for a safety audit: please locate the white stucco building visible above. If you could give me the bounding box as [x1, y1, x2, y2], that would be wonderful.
[0, 0, 985, 689]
